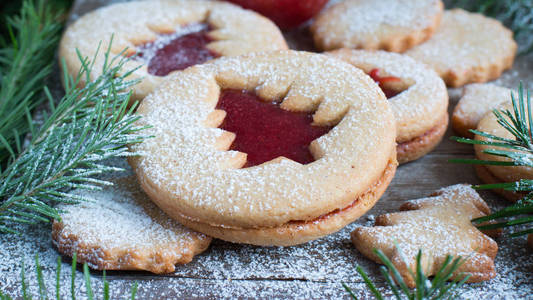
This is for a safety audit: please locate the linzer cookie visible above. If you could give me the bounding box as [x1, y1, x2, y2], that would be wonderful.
[474, 102, 533, 202]
[311, 0, 443, 52]
[406, 9, 517, 87]
[59, 0, 287, 103]
[351, 184, 499, 288]
[129, 50, 397, 246]
[52, 177, 211, 273]
[328, 49, 448, 164]
[452, 84, 514, 138]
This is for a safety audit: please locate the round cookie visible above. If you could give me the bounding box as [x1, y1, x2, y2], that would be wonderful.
[311, 0, 443, 52]
[327, 49, 448, 164]
[52, 177, 212, 273]
[474, 103, 533, 202]
[59, 0, 287, 103]
[130, 50, 398, 246]
[452, 84, 514, 138]
[406, 9, 517, 87]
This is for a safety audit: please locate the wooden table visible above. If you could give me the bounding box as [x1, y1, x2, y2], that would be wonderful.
[1, 1, 532, 298]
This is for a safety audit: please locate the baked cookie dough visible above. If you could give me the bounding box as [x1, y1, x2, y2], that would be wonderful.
[328, 49, 448, 164]
[130, 50, 397, 246]
[406, 9, 517, 87]
[59, 0, 287, 103]
[452, 83, 514, 138]
[52, 177, 211, 273]
[352, 184, 498, 287]
[475, 103, 533, 202]
[311, 0, 443, 52]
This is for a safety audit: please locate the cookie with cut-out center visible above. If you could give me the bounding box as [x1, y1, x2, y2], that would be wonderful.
[474, 102, 533, 202]
[311, 0, 443, 52]
[351, 184, 498, 288]
[59, 0, 287, 104]
[452, 84, 514, 138]
[52, 177, 211, 273]
[129, 50, 397, 246]
[328, 49, 448, 164]
[406, 9, 516, 87]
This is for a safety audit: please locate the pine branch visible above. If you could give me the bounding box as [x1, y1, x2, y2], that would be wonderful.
[447, 0, 533, 54]
[343, 247, 468, 300]
[474, 194, 533, 236]
[0, 253, 138, 299]
[453, 83, 533, 237]
[0, 42, 148, 234]
[0, 0, 63, 165]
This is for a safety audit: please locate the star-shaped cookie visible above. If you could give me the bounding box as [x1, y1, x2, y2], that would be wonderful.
[351, 184, 498, 287]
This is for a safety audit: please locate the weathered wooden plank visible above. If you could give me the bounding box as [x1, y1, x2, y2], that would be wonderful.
[0, 1, 532, 299]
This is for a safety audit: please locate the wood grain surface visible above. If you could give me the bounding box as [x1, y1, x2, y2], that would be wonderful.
[1, 1, 532, 299]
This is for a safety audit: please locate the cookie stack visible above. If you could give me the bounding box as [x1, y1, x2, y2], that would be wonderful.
[312, 0, 516, 87]
[451, 84, 532, 202]
[312, 0, 517, 163]
[52, 0, 519, 286]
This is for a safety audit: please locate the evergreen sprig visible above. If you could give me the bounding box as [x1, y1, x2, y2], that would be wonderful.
[0, 253, 138, 299]
[0, 0, 63, 164]
[0, 43, 148, 234]
[451, 84, 533, 236]
[447, 0, 533, 54]
[344, 248, 468, 300]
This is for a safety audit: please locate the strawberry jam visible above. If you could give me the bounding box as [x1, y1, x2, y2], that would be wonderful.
[135, 23, 217, 76]
[368, 68, 402, 99]
[216, 90, 332, 168]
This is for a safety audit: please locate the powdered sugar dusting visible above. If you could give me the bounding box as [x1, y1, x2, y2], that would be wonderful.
[135, 23, 210, 65]
[131, 51, 396, 229]
[52, 176, 210, 272]
[1, 203, 532, 298]
[453, 83, 514, 134]
[1, 0, 532, 298]
[313, 0, 442, 49]
[406, 9, 516, 80]
[338, 0, 439, 34]
[328, 50, 448, 142]
[60, 0, 287, 101]
[355, 185, 496, 261]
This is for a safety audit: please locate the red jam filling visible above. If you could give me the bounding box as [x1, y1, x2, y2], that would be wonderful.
[216, 90, 332, 168]
[135, 23, 217, 76]
[368, 68, 402, 99]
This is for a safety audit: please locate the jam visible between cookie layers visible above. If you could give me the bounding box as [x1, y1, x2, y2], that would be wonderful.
[135, 23, 217, 76]
[368, 68, 402, 99]
[216, 90, 332, 168]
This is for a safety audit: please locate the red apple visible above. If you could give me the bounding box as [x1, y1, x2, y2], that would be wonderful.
[225, 0, 329, 30]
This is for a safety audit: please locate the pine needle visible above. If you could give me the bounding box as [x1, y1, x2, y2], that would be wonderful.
[344, 247, 468, 300]
[0, 41, 148, 234]
[0, 0, 148, 234]
[0, 0, 62, 164]
[0, 254, 138, 299]
[453, 84, 533, 237]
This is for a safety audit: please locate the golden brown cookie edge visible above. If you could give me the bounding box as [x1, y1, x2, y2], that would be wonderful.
[51, 220, 212, 274]
[172, 151, 397, 246]
[397, 112, 448, 164]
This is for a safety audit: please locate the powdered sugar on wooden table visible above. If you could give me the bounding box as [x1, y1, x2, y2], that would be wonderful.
[1, 0, 533, 299]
